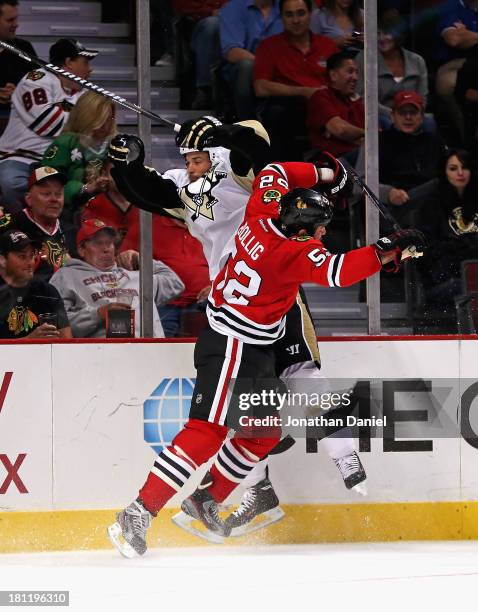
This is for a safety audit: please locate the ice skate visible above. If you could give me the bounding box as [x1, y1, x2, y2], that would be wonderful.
[334, 451, 367, 496]
[172, 487, 230, 543]
[107, 499, 153, 558]
[225, 478, 285, 537]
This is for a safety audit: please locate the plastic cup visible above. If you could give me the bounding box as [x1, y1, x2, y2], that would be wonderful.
[38, 312, 58, 327]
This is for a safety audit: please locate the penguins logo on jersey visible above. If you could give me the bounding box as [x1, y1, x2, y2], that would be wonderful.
[182, 166, 227, 221]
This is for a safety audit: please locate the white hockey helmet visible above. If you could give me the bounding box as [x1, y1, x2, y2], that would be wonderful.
[179, 147, 219, 163]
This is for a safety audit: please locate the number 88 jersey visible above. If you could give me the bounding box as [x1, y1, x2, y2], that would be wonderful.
[0, 69, 82, 162]
[207, 167, 382, 345]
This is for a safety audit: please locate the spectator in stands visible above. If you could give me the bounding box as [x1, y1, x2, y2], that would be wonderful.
[120, 216, 211, 337]
[310, 0, 363, 50]
[172, 0, 227, 109]
[49, 219, 184, 338]
[0, 166, 73, 281]
[253, 0, 338, 160]
[80, 160, 137, 243]
[151, 0, 175, 67]
[41, 91, 116, 224]
[436, 0, 478, 138]
[0, 228, 71, 338]
[219, 0, 283, 119]
[417, 149, 478, 302]
[0, 38, 97, 212]
[455, 43, 478, 159]
[306, 51, 364, 161]
[378, 91, 446, 208]
[356, 9, 430, 131]
[0, 0, 36, 133]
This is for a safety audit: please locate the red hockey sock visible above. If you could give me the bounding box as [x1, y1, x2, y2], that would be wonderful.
[139, 418, 228, 514]
[207, 434, 280, 503]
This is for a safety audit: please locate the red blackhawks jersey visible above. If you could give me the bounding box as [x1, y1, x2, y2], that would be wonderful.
[207, 165, 382, 344]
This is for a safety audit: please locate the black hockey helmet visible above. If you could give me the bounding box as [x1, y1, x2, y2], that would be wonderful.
[278, 188, 333, 237]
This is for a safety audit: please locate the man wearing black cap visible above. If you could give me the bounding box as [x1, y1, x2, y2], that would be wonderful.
[0, 37, 98, 212]
[0, 228, 71, 338]
[0, 165, 74, 281]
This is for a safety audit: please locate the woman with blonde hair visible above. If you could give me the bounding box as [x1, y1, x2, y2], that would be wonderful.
[41, 91, 117, 222]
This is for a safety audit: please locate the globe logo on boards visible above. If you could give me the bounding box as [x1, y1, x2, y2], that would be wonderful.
[143, 378, 195, 455]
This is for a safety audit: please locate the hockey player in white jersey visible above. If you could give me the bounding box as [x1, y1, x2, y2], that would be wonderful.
[109, 117, 366, 539]
[0, 38, 97, 212]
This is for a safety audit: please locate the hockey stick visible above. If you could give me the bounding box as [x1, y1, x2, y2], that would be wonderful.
[342, 160, 426, 261]
[0, 40, 180, 131]
[341, 159, 402, 232]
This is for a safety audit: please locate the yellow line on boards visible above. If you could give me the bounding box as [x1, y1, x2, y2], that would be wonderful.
[1, 502, 477, 554]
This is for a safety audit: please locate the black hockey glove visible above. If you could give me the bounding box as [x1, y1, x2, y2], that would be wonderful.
[108, 134, 145, 166]
[175, 115, 223, 150]
[313, 152, 350, 199]
[374, 228, 428, 273]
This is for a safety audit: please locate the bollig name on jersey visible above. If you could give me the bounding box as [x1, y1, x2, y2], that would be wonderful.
[237, 222, 264, 261]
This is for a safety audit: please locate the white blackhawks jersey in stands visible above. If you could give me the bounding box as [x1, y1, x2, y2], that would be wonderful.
[0, 69, 82, 163]
[161, 152, 321, 282]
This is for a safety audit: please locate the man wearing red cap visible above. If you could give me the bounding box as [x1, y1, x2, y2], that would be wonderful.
[377, 91, 446, 209]
[0, 165, 73, 281]
[49, 219, 184, 338]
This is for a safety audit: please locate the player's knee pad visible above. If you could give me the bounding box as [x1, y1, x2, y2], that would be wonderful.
[172, 418, 228, 467]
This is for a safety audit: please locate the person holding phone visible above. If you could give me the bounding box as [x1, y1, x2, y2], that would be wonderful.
[0, 228, 71, 338]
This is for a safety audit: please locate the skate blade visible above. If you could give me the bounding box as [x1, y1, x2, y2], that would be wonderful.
[107, 521, 139, 558]
[229, 506, 285, 538]
[171, 511, 225, 544]
[351, 482, 368, 496]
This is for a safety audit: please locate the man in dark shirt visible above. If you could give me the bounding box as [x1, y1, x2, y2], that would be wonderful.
[0, 166, 71, 281]
[0, 0, 36, 130]
[378, 91, 446, 208]
[0, 228, 71, 338]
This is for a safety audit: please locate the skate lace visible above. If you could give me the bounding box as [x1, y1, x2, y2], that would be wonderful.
[334, 453, 360, 479]
[130, 506, 151, 538]
[233, 487, 257, 517]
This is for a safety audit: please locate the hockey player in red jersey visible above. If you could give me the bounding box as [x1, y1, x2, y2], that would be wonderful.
[107, 166, 426, 557]
[109, 119, 371, 539]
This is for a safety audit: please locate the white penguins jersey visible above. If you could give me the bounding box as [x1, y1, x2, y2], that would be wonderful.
[0, 69, 83, 163]
[162, 147, 252, 281]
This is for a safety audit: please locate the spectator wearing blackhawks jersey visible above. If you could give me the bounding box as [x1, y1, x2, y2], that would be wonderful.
[0, 228, 71, 339]
[0, 166, 72, 282]
[0, 38, 98, 213]
[108, 170, 427, 557]
[107, 117, 372, 540]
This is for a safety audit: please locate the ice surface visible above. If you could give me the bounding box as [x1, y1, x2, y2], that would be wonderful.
[1, 541, 477, 611]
